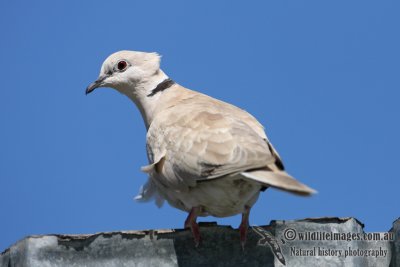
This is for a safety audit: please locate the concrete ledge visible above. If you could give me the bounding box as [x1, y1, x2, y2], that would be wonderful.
[1, 217, 398, 267]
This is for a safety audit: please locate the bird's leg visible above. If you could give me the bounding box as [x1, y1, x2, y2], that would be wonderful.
[184, 206, 201, 247]
[239, 205, 251, 250]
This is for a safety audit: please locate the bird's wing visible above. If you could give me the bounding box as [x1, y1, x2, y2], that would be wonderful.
[145, 95, 276, 189]
[145, 90, 316, 195]
[194, 91, 285, 171]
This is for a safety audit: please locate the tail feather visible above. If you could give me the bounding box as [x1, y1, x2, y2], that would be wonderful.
[134, 179, 165, 207]
[241, 170, 317, 196]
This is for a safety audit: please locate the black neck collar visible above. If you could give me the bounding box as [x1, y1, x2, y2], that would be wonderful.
[147, 78, 175, 97]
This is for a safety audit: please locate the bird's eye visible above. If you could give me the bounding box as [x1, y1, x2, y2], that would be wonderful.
[117, 60, 128, 71]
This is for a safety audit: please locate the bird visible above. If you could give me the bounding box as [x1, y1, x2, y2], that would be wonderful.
[86, 50, 316, 248]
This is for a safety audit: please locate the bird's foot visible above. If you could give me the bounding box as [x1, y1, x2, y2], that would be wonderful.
[239, 205, 251, 250]
[239, 221, 248, 250]
[184, 207, 201, 247]
[189, 221, 201, 247]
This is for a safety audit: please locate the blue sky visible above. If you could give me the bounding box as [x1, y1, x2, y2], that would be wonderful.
[1, 1, 399, 251]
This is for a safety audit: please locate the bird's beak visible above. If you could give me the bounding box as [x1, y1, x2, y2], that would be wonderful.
[86, 75, 109, 95]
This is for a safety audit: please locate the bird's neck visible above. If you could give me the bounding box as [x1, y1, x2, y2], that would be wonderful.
[122, 70, 170, 130]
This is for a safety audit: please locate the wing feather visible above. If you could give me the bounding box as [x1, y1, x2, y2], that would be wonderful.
[146, 97, 275, 189]
[145, 90, 315, 195]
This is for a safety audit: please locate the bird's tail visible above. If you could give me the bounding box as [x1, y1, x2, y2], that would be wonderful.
[241, 169, 317, 196]
[134, 178, 165, 207]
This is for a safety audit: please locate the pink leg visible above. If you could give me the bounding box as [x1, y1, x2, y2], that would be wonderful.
[184, 207, 201, 247]
[239, 205, 250, 250]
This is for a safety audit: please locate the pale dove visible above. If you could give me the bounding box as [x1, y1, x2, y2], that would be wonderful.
[86, 50, 316, 247]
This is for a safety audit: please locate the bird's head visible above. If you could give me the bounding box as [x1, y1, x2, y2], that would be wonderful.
[86, 50, 161, 95]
